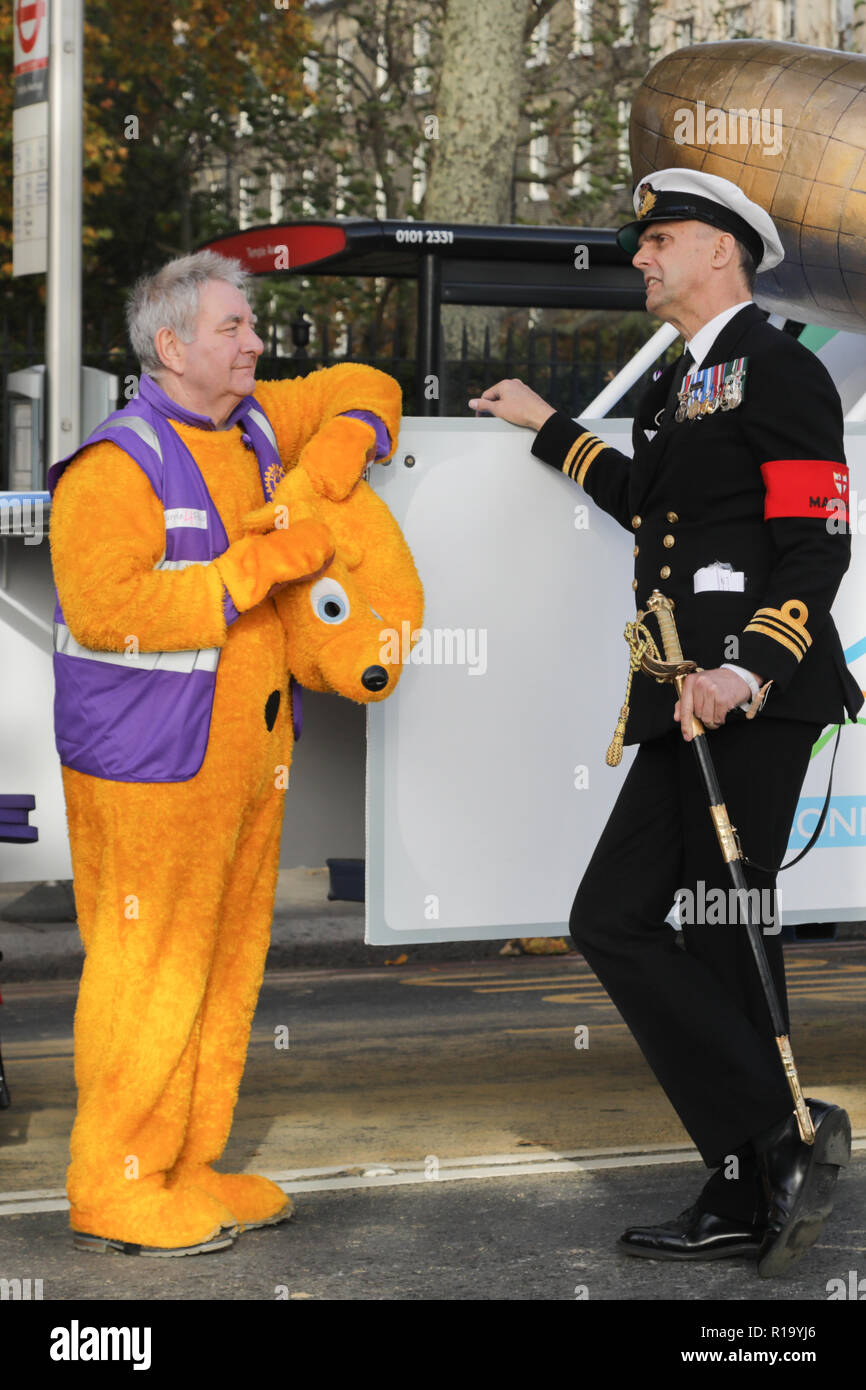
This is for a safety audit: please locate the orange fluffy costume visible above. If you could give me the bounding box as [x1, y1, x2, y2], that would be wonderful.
[49, 363, 422, 1252]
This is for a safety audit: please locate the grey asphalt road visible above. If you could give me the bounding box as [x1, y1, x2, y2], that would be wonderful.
[1, 948, 864, 1337]
[3, 1162, 864, 1377]
[3, 1155, 865, 1302]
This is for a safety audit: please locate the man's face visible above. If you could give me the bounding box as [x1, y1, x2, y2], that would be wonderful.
[178, 279, 264, 406]
[632, 221, 718, 321]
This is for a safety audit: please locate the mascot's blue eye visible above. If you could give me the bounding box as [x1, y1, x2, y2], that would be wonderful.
[319, 597, 346, 621]
[310, 577, 350, 625]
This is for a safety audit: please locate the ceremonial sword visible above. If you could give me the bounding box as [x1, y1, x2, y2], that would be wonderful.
[608, 588, 815, 1146]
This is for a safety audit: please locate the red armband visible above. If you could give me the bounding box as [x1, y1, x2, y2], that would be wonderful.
[760, 459, 849, 522]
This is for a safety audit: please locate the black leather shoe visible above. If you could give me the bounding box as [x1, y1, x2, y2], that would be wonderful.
[757, 1098, 851, 1279]
[618, 1204, 763, 1261]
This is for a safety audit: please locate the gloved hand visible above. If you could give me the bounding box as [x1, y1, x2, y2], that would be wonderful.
[214, 519, 335, 614]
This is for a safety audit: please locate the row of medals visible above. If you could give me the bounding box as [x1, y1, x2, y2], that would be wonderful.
[675, 371, 744, 421]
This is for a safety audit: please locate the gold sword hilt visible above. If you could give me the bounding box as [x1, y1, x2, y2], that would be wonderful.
[642, 591, 704, 741]
[644, 590, 684, 661]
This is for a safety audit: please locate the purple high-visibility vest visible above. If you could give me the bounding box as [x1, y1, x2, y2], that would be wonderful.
[48, 377, 391, 784]
[47, 374, 287, 783]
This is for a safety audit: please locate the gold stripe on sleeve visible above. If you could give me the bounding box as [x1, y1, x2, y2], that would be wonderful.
[562, 430, 607, 484]
[562, 433, 591, 478]
[746, 613, 809, 656]
[576, 440, 608, 488]
[746, 602, 811, 655]
[742, 621, 805, 662]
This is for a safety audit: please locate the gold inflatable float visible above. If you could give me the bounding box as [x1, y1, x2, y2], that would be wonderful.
[629, 39, 866, 331]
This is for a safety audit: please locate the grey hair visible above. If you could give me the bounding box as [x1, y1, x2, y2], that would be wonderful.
[126, 250, 250, 376]
[694, 221, 756, 293]
[736, 240, 757, 293]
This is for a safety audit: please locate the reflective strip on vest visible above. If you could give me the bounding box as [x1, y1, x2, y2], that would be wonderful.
[54, 621, 220, 674]
[155, 557, 210, 570]
[52, 557, 219, 669]
[112, 416, 163, 458]
[246, 405, 278, 454]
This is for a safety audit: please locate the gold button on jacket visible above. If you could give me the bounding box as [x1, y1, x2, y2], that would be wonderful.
[663, 534, 675, 548]
[660, 565, 671, 580]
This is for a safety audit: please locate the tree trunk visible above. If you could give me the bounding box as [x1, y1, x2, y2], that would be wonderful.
[423, 0, 532, 361]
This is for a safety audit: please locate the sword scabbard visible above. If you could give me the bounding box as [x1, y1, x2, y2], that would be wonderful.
[635, 591, 815, 1145]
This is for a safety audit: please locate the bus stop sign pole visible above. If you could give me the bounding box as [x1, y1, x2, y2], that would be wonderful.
[46, 0, 83, 470]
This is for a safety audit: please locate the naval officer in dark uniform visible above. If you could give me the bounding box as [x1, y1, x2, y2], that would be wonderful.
[470, 168, 862, 1277]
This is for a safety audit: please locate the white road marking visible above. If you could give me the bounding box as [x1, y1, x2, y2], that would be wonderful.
[2, 1139, 864, 1216]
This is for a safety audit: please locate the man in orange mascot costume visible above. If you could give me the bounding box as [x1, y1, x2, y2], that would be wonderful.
[48, 250, 422, 1255]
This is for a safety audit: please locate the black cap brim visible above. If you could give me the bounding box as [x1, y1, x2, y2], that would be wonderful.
[616, 216, 690, 256]
[616, 191, 764, 267]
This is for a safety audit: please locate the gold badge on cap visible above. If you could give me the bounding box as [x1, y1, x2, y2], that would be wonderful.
[636, 182, 657, 218]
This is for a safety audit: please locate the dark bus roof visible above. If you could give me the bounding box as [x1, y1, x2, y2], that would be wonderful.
[197, 218, 646, 311]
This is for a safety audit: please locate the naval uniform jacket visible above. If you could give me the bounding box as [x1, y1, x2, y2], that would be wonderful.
[531, 302, 863, 744]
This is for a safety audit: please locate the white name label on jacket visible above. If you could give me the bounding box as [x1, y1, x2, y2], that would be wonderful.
[164, 508, 208, 529]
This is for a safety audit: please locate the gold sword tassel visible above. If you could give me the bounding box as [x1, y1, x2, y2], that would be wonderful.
[606, 618, 664, 766]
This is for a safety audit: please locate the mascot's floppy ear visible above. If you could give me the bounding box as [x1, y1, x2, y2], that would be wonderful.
[338, 537, 364, 570]
[297, 414, 377, 501]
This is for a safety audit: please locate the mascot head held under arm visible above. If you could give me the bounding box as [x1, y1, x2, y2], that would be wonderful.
[244, 443, 424, 708]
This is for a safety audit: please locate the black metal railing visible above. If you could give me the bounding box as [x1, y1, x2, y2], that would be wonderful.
[1, 312, 676, 485]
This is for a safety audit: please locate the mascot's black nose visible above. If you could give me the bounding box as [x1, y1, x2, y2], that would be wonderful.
[361, 665, 389, 692]
[264, 689, 281, 731]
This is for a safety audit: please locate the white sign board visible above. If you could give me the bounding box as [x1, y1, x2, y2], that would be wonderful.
[366, 419, 866, 945]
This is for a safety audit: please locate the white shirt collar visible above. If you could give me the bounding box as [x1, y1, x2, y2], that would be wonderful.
[686, 301, 753, 371]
